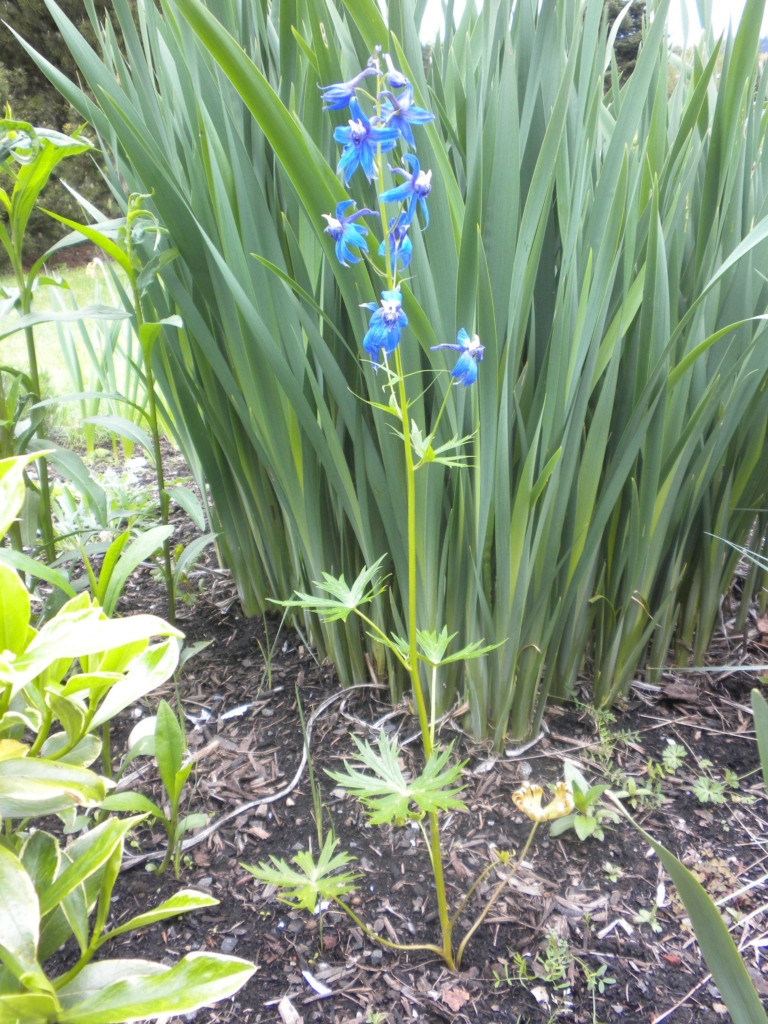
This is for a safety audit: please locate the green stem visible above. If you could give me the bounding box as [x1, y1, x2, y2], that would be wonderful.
[354, 607, 411, 671]
[333, 897, 444, 957]
[156, 802, 178, 876]
[448, 859, 497, 929]
[455, 822, 539, 970]
[101, 722, 112, 778]
[20, 275, 55, 563]
[132, 282, 175, 625]
[53, 942, 99, 990]
[429, 809, 454, 968]
[28, 706, 53, 757]
[394, 348, 431, 750]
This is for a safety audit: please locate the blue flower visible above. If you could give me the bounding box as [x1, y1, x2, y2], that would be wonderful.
[383, 52, 410, 89]
[320, 67, 377, 110]
[361, 289, 408, 360]
[322, 200, 375, 265]
[378, 214, 412, 272]
[379, 154, 432, 228]
[334, 98, 400, 185]
[380, 86, 434, 147]
[431, 328, 484, 386]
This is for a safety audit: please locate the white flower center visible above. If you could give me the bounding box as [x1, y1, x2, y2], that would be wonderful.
[349, 119, 367, 142]
[467, 334, 482, 354]
[324, 216, 342, 234]
[415, 169, 432, 195]
[381, 300, 401, 323]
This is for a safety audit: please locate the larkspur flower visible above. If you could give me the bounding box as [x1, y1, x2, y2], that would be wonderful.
[379, 154, 432, 228]
[383, 52, 410, 89]
[334, 98, 400, 185]
[319, 67, 378, 110]
[380, 86, 434, 147]
[431, 328, 484, 386]
[361, 289, 408, 360]
[378, 214, 413, 272]
[322, 200, 375, 266]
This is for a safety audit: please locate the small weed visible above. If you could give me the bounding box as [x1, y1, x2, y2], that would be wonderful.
[603, 861, 623, 883]
[577, 960, 616, 1024]
[538, 930, 573, 988]
[693, 776, 726, 804]
[662, 743, 687, 773]
[724, 769, 740, 790]
[634, 905, 663, 933]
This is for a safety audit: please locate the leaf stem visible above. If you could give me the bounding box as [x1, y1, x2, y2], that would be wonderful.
[455, 821, 539, 970]
[354, 607, 411, 671]
[332, 896, 443, 956]
[129, 276, 175, 626]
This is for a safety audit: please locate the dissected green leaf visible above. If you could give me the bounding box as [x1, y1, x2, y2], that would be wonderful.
[327, 733, 466, 825]
[274, 556, 387, 623]
[244, 834, 358, 913]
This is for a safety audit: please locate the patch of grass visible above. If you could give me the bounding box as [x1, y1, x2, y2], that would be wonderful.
[0, 262, 123, 401]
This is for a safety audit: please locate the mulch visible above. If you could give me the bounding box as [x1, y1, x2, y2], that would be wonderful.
[41, 446, 768, 1024]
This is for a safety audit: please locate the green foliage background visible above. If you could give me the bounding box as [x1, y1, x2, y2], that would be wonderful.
[0, 0, 117, 262]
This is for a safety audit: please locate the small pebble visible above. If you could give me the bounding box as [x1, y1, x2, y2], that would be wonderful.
[254, 805, 268, 819]
[220, 936, 238, 954]
[262, 707, 275, 717]
[197, 876, 213, 888]
[371, 949, 383, 962]
[518, 761, 533, 779]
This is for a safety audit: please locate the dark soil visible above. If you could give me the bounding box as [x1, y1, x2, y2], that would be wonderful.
[43, 446, 768, 1024]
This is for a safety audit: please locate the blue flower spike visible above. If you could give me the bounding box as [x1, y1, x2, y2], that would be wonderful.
[320, 67, 378, 110]
[361, 289, 408, 362]
[380, 86, 435, 147]
[334, 98, 400, 184]
[378, 214, 413, 272]
[431, 328, 484, 386]
[379, 154, 432, 228]
[323, 200, 376, 266]
[383, 52, 410, 89]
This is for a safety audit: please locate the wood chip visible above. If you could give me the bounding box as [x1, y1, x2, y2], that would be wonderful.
[442, 986, 470, 1011]
[663, 683, 699, 703]
[277, 996, 303, 1024]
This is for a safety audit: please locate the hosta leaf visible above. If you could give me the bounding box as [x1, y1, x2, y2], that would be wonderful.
[56, 952, 254, 1024]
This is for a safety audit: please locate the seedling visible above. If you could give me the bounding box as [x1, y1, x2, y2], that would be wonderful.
[549, 762, 618, 842]
[634, 905, 663, 933]
[662, 743, 687, 773]
[577, 960, 616, 1024]
[603, 861, 623, 883]
[103, 699, 206, 876]
[537, 929, 573, 988]
[693, 776, 726, 805]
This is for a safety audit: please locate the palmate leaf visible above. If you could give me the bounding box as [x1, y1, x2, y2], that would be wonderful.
[273, 555, 387, 623]
[389, 627, 503, 667]
[243, 835, 358, 913]
[327, 733, 466, 826]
